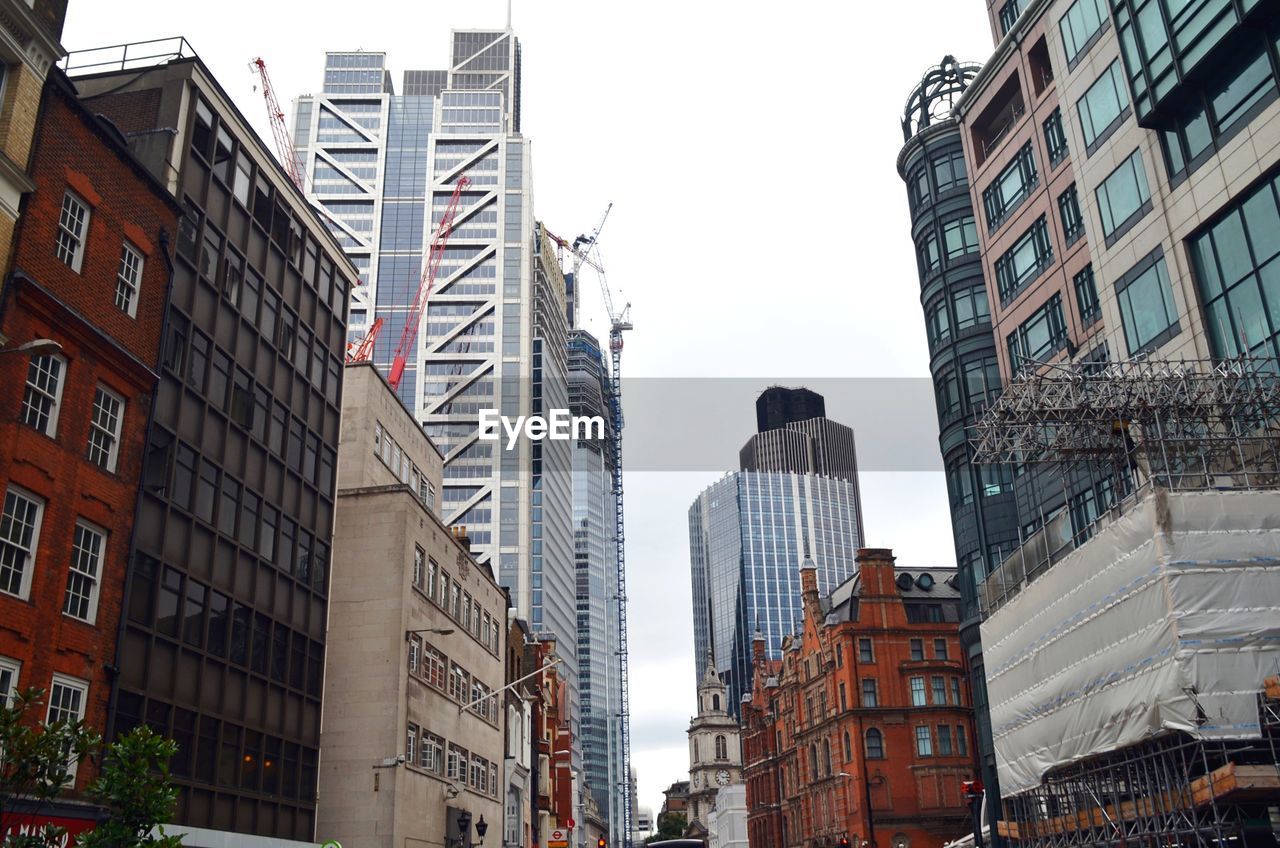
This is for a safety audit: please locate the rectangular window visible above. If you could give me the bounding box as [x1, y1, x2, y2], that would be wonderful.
[917, 230, 940, 275]
[931, 675, 947, 705]
[858, 637, 873, 663]
[0, 488, 43, 599]
[910, 638, 924, 661]
[994, 215, 1053, 302]
[422, 732, 443, 774]
[1097, 150, 1151, 244]
[1043, 107, 1068, 166]
[934, 638, 949, 660]
[982, 141, 1038, 232]
[946, 455, 974, 508]
[406, 723, 418, 765]
[0, 656, 19, 707]
[861, 678, 878, 707]
[413, 546, 425, 589]
[1060, 0, 1107, 66]
[87, 386, 125, 472]
[915, 725, 933, 757]
[910, 676, 927, 706]
[424, 647, 446, 689]
[1007, 293, 1068, 372]
[933, 149, 967, 192]
[21, 354, 66, 437]
[951, 677, 963, 705]
[56, 191, 90, 272]
[938, 725, 954, 756]
[64, 521, 105, 623]
[115, 242, 144, 317]
[956, 724, 968, 756]
[943, 215, 979, 260]
[1078, 61, 1130, 151]
[954, 286, 990, 332]
[1116, 250, 1179, 355]
[999, 0, 1021, 34]
[1059, 183, 1084, 245]
[47, 675, 88, 725]
[1073, 264, 1100, 326]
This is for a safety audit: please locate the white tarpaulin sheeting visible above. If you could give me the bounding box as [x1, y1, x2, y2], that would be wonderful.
[980, 489, 1280, 795]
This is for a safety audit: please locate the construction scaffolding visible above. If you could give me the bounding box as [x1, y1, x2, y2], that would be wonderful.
[970, 357, 1280, 614]
[997, 680, 1280, 848]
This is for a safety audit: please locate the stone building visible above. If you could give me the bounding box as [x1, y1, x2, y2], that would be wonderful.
[317, 362, 505, 848]
[686, 660, 743, 835]
[741, 549, 975, 848]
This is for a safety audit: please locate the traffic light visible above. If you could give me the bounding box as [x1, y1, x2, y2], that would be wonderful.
[597, 838, 606, 848]
[839, 837, 850, 848]
[961, 779, 984, 800]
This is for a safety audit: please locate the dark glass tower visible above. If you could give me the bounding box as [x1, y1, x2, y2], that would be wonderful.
[897, 56, 1019, 840]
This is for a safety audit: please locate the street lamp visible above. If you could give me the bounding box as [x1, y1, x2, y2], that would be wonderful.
[476, 814, 489, 848]
[452, 810, 474, 848]
[0, 338, 62, 357]
[406, 627, 455, 641]
[459, 652, 561, 714]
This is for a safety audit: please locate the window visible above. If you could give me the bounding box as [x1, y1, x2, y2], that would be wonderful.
[0, 656, 19, 707]
[1078, 61, 1130, 152]
[954, 286, 990, 332]
[982, 142, 1038, 232]
[858, 637, 873, 663]
[925, 297, 951, 348]
[413, 546, 425, 589]
[910, 638, 925, 661]
[938, 725, 954, 756]
[1043, 107, 1068, 166]
[1116, 249, 1179, 355]
[999, 0, 1021, 34]
[910, 676, 927, 706]
[424, 647, 446, 689]
[956, 724, 968, 756]
[1059, 183, 1084, 245]
[1007, 294, 1068, 372]
[1074, 264, 1101, 325]
[915, 726, 934, 757]
[422, 732, 443, 774]
[1191, 170, 1280, 360]
[861, 678, 878, 707]
[933, 150, 967, 192]
[427, 558, 439, 600]
[962, 356, 1002, 409]
[934, 638, 949, 660]
[907, 166, 930, 211]
[995, 215, 1054, 303]
[0, 488, 43, 599]
[21, 354, 66, 437]
[943, 216, 979, 260]
[87, 386, 125, 472]
[951, 677, 963, 705]
[115, 242, 144, 317]
[946, 454, 974, 508]
[406, 723, 418, 765]
[1060, 0, 1107, 67]
[917, 230, 940, 275]
[408, 636, 421, 675]
[47, 675, 87, 725]
[865, 728, 884, 759]
[935, 368, 961, 420]
[64, 521, 105, 623]
[931, 676, 947, 704]
[715, 734, 728, 760]
[1096, 150, 1151, 244]
[56, 191, 90, 272]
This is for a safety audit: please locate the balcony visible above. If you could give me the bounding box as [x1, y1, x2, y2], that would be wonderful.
[971, 74, 1026, 166]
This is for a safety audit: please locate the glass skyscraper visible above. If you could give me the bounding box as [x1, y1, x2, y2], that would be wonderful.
[688, 471, 863, 712]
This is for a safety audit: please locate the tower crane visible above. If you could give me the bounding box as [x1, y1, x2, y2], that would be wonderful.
[563, 204, 634, 848]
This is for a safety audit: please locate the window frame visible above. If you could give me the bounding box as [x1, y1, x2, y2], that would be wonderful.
[21, 353, 67, 438]
[0, 487, 44, 601]
[1096, 149, 1153, 246]
[55, 190, 91, 273]
[1115, 248, 1180, 356]
[0, 656, 20, 708]
[87, 384, 126, 473]
[915, 725, 934, 757]
[1078, 60, 1132, 155]
[64, 519, 106, 624]
[115, 241, 144, 317]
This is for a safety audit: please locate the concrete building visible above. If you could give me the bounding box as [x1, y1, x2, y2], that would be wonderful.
[0, 0, 65, 278]
[741, 551, 974, 848]
[504, 614, 535, 848]
[685, 661, 742, 836]
[66, 39, 358, 839]
[0, 66, 179, 832]
[896, 56, 1021, 835]
[739, 387, 864, 491]
[706, 784, 747, 848]
[689, 467, 863, 712]
[318, 362, 505, 847]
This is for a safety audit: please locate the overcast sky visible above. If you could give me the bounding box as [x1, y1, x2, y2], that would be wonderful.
[65, 0, 997, 824]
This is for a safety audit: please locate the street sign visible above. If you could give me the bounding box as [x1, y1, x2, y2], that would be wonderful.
[550, 830, 569, 848]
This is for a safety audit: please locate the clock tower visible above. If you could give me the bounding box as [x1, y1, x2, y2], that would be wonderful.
[686, 655, 742, 835]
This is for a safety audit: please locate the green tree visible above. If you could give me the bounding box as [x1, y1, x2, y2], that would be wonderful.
[647, 813, 687, 844]
[0, 688, 100, 848]
[77, 726, 182, 848]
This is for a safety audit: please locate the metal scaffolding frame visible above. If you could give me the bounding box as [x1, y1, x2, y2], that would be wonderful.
[970, 357, 1280, 613]
[997, 684, 1280, 848]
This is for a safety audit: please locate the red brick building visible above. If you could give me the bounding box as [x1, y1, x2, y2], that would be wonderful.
[742, 549, 976, 848]
[0, 66, 179, 812]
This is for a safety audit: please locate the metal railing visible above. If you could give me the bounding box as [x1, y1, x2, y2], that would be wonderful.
[61, 37, 196, 75]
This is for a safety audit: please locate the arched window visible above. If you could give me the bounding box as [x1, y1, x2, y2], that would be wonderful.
[809, 743, 819, 781]
[715, 734, 727, 760]
[712, 693, 720, 711]
[822, 737, 832, 776]
[866, 727, 885, 759]
[844, 730, 852, 762]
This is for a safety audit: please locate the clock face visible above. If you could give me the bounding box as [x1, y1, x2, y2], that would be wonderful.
[716, 769, 731, 786]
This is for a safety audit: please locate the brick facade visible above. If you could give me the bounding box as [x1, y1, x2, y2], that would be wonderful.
[0, 69, 178, 798]
[743, 550, 977, 848]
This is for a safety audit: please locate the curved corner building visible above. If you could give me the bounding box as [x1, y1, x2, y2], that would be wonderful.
[896, 56, 1019, 836]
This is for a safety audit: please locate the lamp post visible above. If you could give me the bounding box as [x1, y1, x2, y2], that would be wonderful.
[406, 627, 456, 641]
[456, 810, 474, 848]
[459, 652, 561, 715]
[477, 814, 489, 848]
[0, 338, 62, 357]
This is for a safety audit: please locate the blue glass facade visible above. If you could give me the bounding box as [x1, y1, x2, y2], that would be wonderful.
[688, 472, 862, 711]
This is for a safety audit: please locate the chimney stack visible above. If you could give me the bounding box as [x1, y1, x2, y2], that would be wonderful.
[856, 547, 897, 598]
[451, 525, 471, 553]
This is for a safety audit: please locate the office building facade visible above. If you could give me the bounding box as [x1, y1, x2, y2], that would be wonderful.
[69, 41, 358, 839]
[739, 387, 864, 492]
[688, 470, 863, 712]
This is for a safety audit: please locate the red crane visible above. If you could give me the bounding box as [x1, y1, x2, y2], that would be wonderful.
[387, 176, 470, 391]
[249, 57, 304, 189]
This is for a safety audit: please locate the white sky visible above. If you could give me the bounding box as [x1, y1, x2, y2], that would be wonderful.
[64, 0, 996, 825]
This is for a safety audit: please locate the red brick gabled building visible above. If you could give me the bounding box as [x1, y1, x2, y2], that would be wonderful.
[742, 549, 977, 848]
[0, 66, 179, 811]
